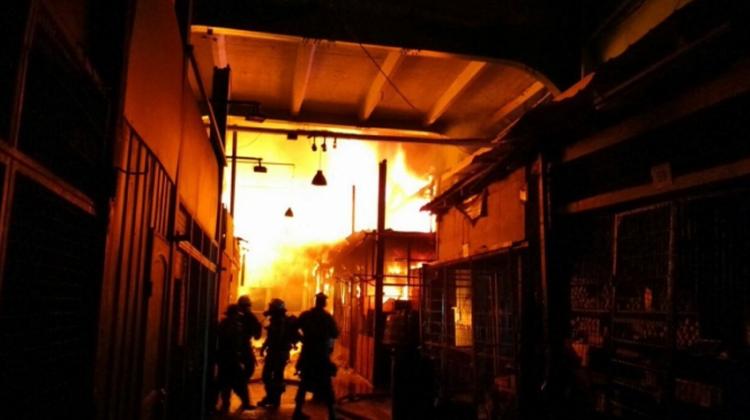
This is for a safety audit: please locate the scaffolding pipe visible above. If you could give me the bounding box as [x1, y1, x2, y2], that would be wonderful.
[351, 185, 356, 234]
[374, 159, 387, 389]
[224, 124, 490, 146]
[230, 130, 238, 216]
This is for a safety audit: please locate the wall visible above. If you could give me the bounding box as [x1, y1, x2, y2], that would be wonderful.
[177, 81, 219, 238]
[95, 0, 224, 419]
[590, 0, 695, 65]
[0, 1, 123, 418]
[437, 167, 526, 262]
[123, 0, 184, 179]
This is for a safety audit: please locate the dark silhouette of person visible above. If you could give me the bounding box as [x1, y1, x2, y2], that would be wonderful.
[258, 298, 300, 408]
[216, 304, 247, 413]
[237, 295, 262, 409]
[293, 292, 340, 420]
[559, 337, 594, 420]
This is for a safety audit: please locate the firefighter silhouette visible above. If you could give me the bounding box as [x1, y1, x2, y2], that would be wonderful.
[293, 292, 340, 420]
[216, 304, 247, 413]
[237, 295, 262, 409]
[258, 298, 300, 408]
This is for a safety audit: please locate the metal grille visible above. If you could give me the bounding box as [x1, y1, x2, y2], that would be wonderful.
[421, 251, 522, 402]
[614, 205, 672, 313]
[676, 192, 750, 349]
[422, 267, 446, 345]
[473, 256, 519, 374]
[0, 174, 105, 418]
[18, 22, 108, 198]
[0, 0, 28, 140]
[566, 192, 750, 418]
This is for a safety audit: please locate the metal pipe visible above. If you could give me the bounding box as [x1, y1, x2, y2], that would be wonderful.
[230, 130, 237, 216]
[187, 47, 226, 165]
[240, 250, 246, 286]
[351, 185, 356, 234]
[225, 124, 491, 146]
[225, 155, 296, 167]
[373, 159, 387, 389]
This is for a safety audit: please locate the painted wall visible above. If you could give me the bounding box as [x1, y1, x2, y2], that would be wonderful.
[177, 81, 219, 238]
[124, 0, 219, 237]
[437, 167, 526, 261]
[96, 0, 223, 418]
[123, 0, 184, 179]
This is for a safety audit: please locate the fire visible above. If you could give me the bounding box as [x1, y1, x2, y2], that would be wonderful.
[383, 285, 409, 301]
[223, 131, 456, 299]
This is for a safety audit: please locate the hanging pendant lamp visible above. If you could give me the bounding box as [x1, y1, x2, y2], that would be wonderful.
[284, 207, 294, 217]
[311, 169, 327, 186]
[311, 138, 327, 186]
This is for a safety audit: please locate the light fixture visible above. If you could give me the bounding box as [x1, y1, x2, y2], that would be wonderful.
[311, 170, 327, 186]
[333, 138, 337, 149]
[311, 140, 327, 186]
[241, 101, 266, 122]
[287, 132, 298, 141]
[321, 139, 327, 152]
[285, 207, 294, 217]
[311, 139, 317, 152]
[253, 163, 268, 173]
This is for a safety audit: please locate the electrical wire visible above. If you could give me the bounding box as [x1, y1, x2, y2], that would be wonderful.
[357, 43, 420, 113]
[328, 0, 420, 113]
[241, 132, 262, 148]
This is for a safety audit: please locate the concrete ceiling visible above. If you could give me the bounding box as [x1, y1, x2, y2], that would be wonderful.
[190, 25, 554, 142]
[188, 1, 634, 144]
[193, 0, 628, 90]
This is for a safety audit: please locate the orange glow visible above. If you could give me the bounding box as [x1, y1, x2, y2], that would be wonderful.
[224, 131, 460, 297]
[387, 263, 405, 275]
[383, 285, 409, 301]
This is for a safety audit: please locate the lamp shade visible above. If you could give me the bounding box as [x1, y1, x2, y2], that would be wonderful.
[284, 207, 294, 217]
[311, 170, 327, 186]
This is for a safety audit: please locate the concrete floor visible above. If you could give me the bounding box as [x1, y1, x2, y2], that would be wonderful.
[210, 354, 390, 420]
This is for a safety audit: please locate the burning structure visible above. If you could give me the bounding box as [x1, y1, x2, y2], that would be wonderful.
[419, 2, 750, 419]
[312, 229, 436, 385]
[2, 1, 750, 420]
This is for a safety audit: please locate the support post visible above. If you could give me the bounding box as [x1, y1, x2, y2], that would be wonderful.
[521, 154, 551, 419]
[240, 249, 246, 287]
[209, 66, 231, 420]
[210, 67, 230, 152]
[351, 185, 356, 234]
[230, 130, 237, 216]
[373, 159, 387, 389]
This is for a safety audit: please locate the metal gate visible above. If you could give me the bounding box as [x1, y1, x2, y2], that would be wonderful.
[421, 249, 523, 406]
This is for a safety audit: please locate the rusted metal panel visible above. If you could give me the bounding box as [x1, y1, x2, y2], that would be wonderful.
[437, 167, 526, 262]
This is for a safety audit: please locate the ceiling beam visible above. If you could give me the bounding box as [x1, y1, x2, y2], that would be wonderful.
[563, 157, 750, 214]
[562, 56, 750, 163]
[210, 34, 228, 68]
[359, 50, 405, 121]
[194, 25, 494, 61]
[226, 103, 435, 134]
[291, 41, 317, 116]
[224, 124, 490, 146]
[485, 81, 546, 129]
[424, 61, 486, 126]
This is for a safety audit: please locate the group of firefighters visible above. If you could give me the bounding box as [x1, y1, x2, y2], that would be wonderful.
[216, 292, 339, 420]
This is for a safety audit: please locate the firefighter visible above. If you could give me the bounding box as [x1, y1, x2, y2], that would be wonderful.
[293, 293, 340, 420]
[216, 304, 245, 413]
[236, 295, 262, 409]
[258, 298, 300, 408]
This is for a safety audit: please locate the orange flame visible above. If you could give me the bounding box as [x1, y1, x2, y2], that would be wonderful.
[224, 131, 454, 298]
